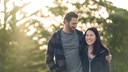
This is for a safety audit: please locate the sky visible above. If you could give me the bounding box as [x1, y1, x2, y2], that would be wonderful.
[17, 0, 128, 12]
[1, 0, 128, 28]
[107, 0, 128, 10]
[0, 0, 128, 36]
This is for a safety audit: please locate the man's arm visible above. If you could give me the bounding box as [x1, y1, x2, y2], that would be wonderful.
[105, 54, 112, 62]
[46, 36, 59, 72]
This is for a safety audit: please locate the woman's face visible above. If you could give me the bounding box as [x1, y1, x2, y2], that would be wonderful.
[85, 30, 96, 46]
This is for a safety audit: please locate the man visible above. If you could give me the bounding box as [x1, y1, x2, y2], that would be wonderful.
[46, 12, 111, 72]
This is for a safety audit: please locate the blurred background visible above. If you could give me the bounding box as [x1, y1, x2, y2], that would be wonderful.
[0, 0, 128, 72]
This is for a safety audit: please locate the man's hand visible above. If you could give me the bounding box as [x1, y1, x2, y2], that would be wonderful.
[105, 54, 112, 62]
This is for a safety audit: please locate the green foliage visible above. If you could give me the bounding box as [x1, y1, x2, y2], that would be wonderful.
[103, 7, 128, 72]
[49, 6, 67, 16]
[0, 29, 11, 71]
[1, 0, 128, 72]
[47, 1, 128, 72]
[72, 0, 112, 24]
[0, 0, 49, 72]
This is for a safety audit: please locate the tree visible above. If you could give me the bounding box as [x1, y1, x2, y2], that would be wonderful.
[103, 7, 128, 72]
[47, 0, 128, 72]
[0, 0, 49, 72]
[1, 0, 128, 72]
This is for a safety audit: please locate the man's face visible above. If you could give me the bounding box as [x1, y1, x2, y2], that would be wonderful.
[67, 17, 78, 32]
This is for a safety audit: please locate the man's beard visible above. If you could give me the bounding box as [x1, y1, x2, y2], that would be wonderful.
[67, 24, 76, 33]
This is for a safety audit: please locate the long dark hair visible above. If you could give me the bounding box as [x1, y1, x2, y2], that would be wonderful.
[83, 27, 108, 55]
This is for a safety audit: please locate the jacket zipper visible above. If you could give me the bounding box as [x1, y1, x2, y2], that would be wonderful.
[88, 50, 105, 72]
[89, 58, 92, 72]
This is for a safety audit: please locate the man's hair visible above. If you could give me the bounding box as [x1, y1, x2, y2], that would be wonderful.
[63, 12, 78, 23]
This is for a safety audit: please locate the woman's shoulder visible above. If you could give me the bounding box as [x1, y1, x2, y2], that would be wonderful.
[99, 48, 109, 57]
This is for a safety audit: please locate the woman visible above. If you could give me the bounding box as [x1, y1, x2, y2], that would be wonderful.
[82, 27, 110, 72]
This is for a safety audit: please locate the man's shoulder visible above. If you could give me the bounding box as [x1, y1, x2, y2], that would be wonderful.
[51, 28, 62, 38]
[54, 28, 62, 35]
[76, 29, 82, 32]
[75, 29, 83, 35]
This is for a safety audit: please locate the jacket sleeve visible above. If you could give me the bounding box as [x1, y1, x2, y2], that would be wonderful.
[103, 59, 111, 72]
[103, 50, 111, 72]
[46, 34, 59, 72]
